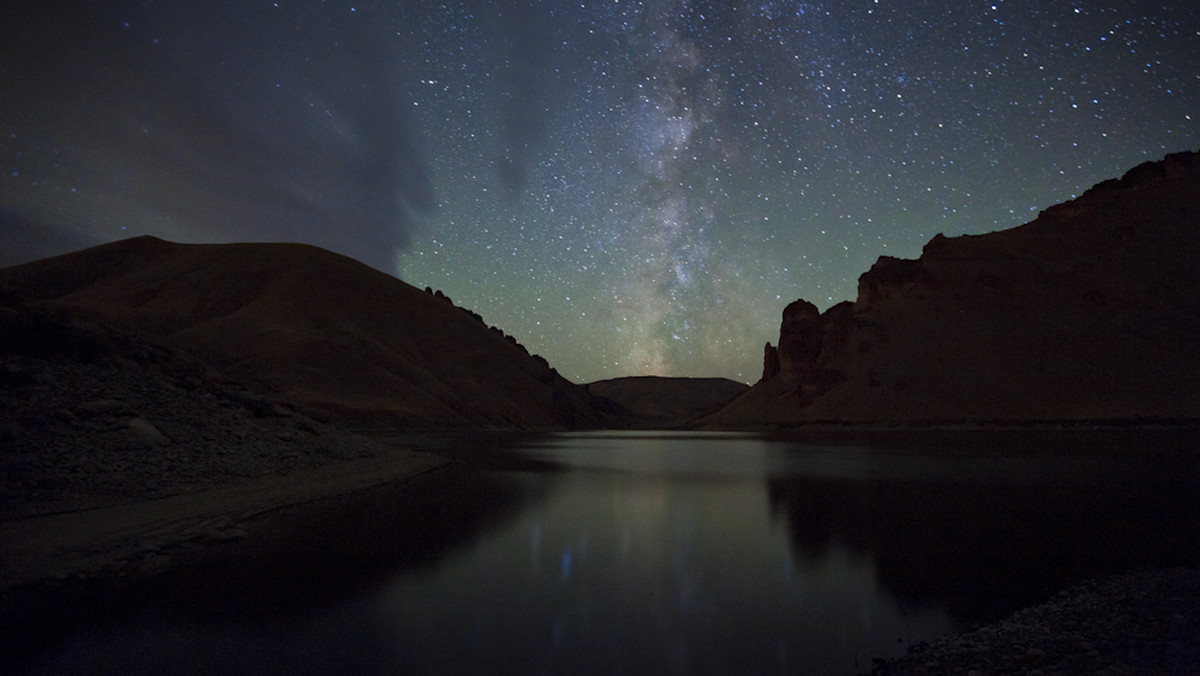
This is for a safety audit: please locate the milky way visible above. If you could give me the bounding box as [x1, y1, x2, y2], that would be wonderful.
[2, 0, 1197, 382]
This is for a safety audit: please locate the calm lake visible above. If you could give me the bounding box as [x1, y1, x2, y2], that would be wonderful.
[13, 429, 1200, 675]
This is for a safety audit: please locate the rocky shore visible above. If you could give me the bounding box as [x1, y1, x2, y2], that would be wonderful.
[869, 567, 1200, 675]
[1, 346, 393, 518]
[0, 311, 448, 589]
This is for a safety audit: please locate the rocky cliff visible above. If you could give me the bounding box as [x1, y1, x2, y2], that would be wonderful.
[710, 150, 1200, 425]
[0, 236, 607, 428]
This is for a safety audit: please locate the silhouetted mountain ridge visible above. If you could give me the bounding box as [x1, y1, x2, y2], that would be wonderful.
[0, 237, 609, 428]
[711, 150, 1200, 425]
[585, 376, 749, 426]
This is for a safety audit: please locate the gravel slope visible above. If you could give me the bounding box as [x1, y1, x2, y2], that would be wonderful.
[869, 567, 1200, 676]
[1, 312, 450, 589]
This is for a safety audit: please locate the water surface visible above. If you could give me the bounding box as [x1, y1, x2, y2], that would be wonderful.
[14, 429, 1200, 675]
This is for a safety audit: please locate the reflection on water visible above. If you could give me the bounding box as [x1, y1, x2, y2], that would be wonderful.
[373, 452, 948, 675]
[11, 429, 1200, 675]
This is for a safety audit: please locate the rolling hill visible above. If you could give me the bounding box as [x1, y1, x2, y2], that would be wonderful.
[1, 236, 607, 428]
[585, 376, 749, 426]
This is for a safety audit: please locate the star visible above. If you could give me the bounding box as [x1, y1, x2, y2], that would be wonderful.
[3, 0, 1197, 382]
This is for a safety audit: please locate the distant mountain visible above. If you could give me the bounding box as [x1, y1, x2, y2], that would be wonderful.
[708, 150, 1200, 426]
[585, 376, 749, 427]
[0, 236, 606, 428]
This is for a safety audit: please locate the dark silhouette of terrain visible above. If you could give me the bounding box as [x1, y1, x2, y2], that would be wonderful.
[710, 150, 1200, 426]
[586, 375, 748, 427]
[0, 236, 608, 428]
[5, 151, 1198, 430]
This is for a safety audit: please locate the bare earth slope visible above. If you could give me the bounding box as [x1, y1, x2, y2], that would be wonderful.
[711, 150, 1200, 425]
[0, 236, 603, 428]
[586, 376, 749, 426]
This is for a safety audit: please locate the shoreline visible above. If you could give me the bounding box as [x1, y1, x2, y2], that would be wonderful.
[868, 567, 1200, 675]
[700, 418, 1200, 433]
[0, 446, 450, 591]
[3, 429, 1197, 675]
[8, 424, 1193, 592]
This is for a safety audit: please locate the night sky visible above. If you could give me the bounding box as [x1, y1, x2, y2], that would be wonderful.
[3, 1, 1197, 383]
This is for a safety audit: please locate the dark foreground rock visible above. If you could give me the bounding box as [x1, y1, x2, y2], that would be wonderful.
[0, 309, 392, 518]
[869, 567, 1200, 676]
[0, 307, 452, 590]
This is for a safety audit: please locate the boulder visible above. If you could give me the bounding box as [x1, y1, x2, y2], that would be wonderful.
[127, 417, 171, 446]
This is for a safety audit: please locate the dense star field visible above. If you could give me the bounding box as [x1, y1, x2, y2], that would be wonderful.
[2, 1, 1197, 382]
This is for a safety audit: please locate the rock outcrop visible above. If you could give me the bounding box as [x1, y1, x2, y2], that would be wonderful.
[710, 150, 1200, 425]
[0, 237, 609, 428]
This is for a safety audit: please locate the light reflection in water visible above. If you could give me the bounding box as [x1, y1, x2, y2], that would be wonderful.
[12, 429, 1200, 676]
[373, 433, 955, 675]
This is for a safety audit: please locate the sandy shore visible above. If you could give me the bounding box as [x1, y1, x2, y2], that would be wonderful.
[0, 447, 449, 591]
